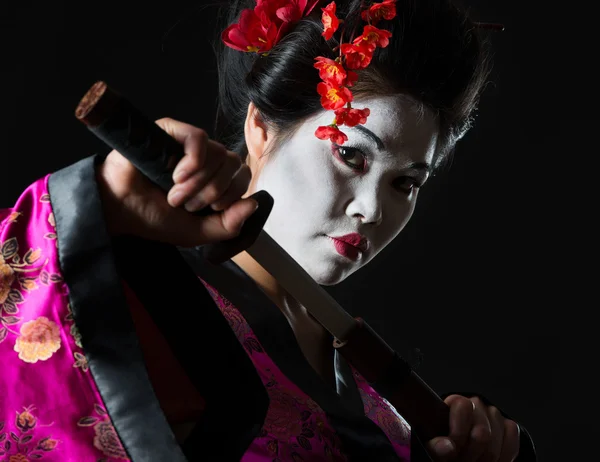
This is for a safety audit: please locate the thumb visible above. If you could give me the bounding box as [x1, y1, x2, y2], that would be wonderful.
[426, 437, 456, 462]
[176, 198, 259, 248]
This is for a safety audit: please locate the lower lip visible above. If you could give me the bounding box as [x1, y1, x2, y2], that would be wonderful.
[329, 237, 361, 261]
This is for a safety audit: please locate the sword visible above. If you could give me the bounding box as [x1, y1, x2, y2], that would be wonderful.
[75, 80, 450, 443]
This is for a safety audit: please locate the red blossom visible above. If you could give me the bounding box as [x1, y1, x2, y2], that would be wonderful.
[354, 25, 392, 48]
[223, 0, 321, 54]
[256, 0, 320, 23]
[317, 82, 353, 110]
[360, 0, 397, 25]
[314, 57, 347, 86]
[344, 70, 359, 87]
[321, 2, 340, 40]
[315, 125, 349, 144]
[340, 42, 374, 69]
[221, 9, 277, 53]
[334, 107, 370, 127]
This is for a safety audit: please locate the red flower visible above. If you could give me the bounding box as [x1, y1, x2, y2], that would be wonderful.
[361, 0, 397, 25]
[354, 25, 392, 48]
[223, 0, 320, 54]
[340, 42, 374, 69]
[256, 0, 320, 23]
[344, 70, 359, 87]
[316, 125, 349, 144]
[334, 107, 370, 127]
[221, 9, 277, 53]
[314, 57, 347, 86]
[321, 2, 340, 40]
[317, 82, 353, 110]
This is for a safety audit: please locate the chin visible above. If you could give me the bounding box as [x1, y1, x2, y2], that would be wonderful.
[309, 264, 358, 286]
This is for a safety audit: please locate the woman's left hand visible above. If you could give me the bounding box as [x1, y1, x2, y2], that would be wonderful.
[426, 395, 520, 462]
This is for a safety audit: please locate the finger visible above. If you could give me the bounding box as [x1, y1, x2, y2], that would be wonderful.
[155, 117, 210, 182]
[210, 164, 252, 211]
[172, 128, 210, 183]
[184, 152, 242, 212]
[173, 138, 227, 186]
[479, 406, 504, 462]
[498, 420, 520, 462]
[426, 437, 456, 462]
[141, 193, 258, 248]
[187, 197, 259, 247]
[444, 394, 475, 452]
[167, 142, 231, 207]
[460, 397, 492, 462]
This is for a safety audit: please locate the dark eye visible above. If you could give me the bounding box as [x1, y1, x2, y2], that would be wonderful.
[394, 177, 422, 194]
[333, 145, 367, 171]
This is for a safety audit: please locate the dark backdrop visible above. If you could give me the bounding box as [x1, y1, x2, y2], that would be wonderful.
[1, 0, 595, 460]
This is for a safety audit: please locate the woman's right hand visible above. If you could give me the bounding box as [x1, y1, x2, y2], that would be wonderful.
[96, 117, 257, 248]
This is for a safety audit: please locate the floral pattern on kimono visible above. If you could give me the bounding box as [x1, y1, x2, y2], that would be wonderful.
[0, 176, 130, 462]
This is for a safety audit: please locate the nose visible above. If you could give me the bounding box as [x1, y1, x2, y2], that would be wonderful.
[345, 188, 383, 226]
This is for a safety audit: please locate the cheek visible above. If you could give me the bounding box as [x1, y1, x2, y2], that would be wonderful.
[382, 196, 418, 243]
[258, 147, 342, 209]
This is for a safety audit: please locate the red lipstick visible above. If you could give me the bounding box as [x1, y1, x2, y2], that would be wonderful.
[328, 233, 369, 261]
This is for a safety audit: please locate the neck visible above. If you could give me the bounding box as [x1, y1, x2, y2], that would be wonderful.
[231, 250, 337, 387]
[231, 250, 306, 323]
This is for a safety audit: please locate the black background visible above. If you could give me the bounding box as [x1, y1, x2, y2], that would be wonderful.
[1, 0, 596, 460]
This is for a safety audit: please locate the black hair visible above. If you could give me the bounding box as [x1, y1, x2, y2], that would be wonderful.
[213, 0, 492, 169]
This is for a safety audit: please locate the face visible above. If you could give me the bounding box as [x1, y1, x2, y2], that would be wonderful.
[248, 94, 438, 286]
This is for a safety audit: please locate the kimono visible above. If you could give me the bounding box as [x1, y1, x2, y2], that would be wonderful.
[0, 155, 537, 461]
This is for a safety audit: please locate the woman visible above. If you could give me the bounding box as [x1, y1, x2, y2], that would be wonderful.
[0, 0, 535, 461]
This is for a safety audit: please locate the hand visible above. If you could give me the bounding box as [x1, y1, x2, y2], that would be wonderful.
[426, 395, 520, 462]
[97, 117, 257, 247]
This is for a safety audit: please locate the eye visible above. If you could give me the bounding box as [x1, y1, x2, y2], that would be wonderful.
[332, 145, 367, 171]
[394, 177, 422, 194]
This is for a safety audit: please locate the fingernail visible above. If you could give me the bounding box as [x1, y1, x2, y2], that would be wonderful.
[434, 440, 454, 457]
[168, 189, 183, 206]
[173, 168, 188, 183]
[250, 199, 259, 211]
[185, 197, 205, 212]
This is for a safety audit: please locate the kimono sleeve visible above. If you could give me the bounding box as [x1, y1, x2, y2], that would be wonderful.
[0, 155, 189, 461]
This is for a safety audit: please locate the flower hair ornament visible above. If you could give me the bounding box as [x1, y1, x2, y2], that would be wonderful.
[222, 0, 504, 145]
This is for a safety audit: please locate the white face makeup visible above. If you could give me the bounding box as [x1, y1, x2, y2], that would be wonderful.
[250, 94, 438, 286]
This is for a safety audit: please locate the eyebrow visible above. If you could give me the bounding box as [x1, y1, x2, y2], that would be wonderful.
[352, 125, 385, 150]
[407, 161, 431, 173]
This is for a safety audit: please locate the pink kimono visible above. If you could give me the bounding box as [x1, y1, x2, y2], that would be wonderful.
[0, 156, 535, 461]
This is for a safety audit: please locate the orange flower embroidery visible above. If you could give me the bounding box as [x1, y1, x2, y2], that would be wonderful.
[0, 256, 15, 304]
[0, 234, 47, 344]
[15, 408, 37, 432]
[37, 437, 59, 451]
[14, 316, 61, 363]
[8, 455, 28, 462]
[0, 406, 58, 459]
